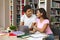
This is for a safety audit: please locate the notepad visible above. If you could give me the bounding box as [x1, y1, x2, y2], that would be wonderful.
[27, 37, 43, 40]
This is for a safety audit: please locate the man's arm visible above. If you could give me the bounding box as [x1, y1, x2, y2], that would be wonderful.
[20, 22, 24, 26]
[29, 23, 37, 33]
[20, 16, 24, 26]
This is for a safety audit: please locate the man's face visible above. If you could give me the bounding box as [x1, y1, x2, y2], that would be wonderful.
[25, 9, 33, 17]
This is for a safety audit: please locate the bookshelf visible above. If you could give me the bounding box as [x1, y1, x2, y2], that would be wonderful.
[16, 0, 25, 27]
[9, 0, 25, 27]
[50, 0, 60, 35]
[16, 0, 20, 27]
[9, 0, 19, 26]
[50, 0, 60, 24]
[9, 0, 14, 26]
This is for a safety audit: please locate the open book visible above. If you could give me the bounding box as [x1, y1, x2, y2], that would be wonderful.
[27, 33, 48, 40]
[30, 33, 48, 38]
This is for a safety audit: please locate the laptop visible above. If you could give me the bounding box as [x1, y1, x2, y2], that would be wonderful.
[19, 26, 29, 34]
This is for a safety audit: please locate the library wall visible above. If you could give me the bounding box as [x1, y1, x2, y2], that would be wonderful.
[0, 0, 9, 29]
[0, 0, 4, 28]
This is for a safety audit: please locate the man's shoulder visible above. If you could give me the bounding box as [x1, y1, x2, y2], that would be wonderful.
[32, 14, 36, 17]
[21, 14, 26, 18]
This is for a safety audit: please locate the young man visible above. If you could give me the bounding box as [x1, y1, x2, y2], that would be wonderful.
[20, 5, 36, 32]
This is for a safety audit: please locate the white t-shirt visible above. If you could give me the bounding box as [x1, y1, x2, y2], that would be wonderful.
[20, 14, 36, 28]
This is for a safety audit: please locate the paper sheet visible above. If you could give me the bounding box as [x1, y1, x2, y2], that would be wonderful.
[27, 37, 43, 40]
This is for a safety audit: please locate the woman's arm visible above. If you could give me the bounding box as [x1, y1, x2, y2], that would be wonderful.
[29, 28, 36, 34]
[34, 24, 48, 33]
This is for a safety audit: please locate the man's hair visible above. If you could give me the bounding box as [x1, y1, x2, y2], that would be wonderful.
[23, 5, 31, 12]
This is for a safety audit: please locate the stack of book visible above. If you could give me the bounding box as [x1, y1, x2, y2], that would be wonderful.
[9, 31, 25, 36]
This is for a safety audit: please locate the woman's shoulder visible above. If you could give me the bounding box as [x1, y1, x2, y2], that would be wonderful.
[43, 19, 49, 24]
[44, 19, 49, 21]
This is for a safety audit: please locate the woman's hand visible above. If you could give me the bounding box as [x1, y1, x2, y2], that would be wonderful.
[29, 31, 35, 34]
[33, 26, 37, 30]
[29, 27, 37, 34]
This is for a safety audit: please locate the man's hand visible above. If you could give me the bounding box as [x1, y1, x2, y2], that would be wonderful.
[29, 28, 33, 31]
[20, 22, 24, 26]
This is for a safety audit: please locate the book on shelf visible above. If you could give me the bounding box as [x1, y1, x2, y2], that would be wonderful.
[17, 10, 20, 14]
[29, 0, 32, 2]
[30, 3, 35, 9]
[17, 0, 20, 3]
[17, 0, 20, 2]
[55, 16, 60, 22]
[17, 15, 20, 18]
[22, 0, 24, 3]
[21, 5, 24, 15]
[22, 11, 24, 15]
[51, 8, 60, 15]
[52, 1, 60, 8]
[50, 16, 57, 22]
[16, 6, 20, 11]
[54, 23, 60, 27]
[16, 3, 20, 6]
[22, 5, 24, 9]
[51, 15, 60, 22]
[51, 9, 57, 15]
[17, 19, 20, 23]
[57, 10, 60, 15]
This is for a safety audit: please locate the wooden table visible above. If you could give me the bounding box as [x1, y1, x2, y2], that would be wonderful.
[0, 33, 48, 40]
[0, 35, 46, 40]
[0, 35, 27, 40]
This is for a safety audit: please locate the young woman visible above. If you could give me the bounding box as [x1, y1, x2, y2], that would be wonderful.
[32, 8, 54, 40]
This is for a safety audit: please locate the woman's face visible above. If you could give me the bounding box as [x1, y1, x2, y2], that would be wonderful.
[36, 10, 43, 18]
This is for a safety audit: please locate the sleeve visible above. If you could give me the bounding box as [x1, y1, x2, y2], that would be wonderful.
[20, 16, 24, 22]
[43, 19, 49, 24]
